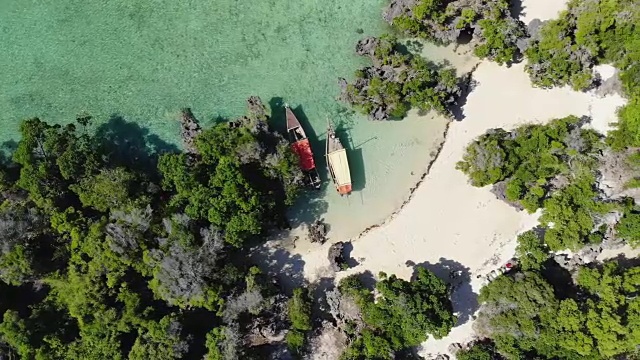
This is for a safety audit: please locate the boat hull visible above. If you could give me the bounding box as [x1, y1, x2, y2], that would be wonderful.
[326, 125, 352, 196]
[286, 106, 321, 189]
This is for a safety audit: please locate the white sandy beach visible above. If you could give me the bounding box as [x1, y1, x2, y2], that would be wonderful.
[253, 1, 629, 358]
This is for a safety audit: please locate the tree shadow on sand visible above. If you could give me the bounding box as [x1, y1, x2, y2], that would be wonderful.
[510, 0, 527, 19]
[407, 257, 477, 326]
[250, 244, 307, 294]
[309, 276, 338, 324]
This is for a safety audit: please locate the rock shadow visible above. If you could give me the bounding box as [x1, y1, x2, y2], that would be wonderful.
[94, 114, 179, 172]
[341, 241, 359, 268]
[0, 140, 17, 157]
[541, 258, 580, 301]
[456, 28, 474, 45]
[449, 75, 477, 122]
[250, 245, 307, 293]
[610, 254, 640, 269]
[353, 270, 377, 291]
[408, 257, 477, 326]
[0, 141, 19, 179]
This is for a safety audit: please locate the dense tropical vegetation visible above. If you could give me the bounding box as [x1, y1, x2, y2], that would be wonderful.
[0, 99, 310, 359]
[385, 0, 527, 65]
[457, 116, 621, 251]
[453, 2, 640, 358]
[340, 35, 464, 120]
[0, 98, 458, 359]
[475, 261, 640, 359]
[337, 268, 455, 359]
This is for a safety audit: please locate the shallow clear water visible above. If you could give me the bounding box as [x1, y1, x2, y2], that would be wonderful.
[0, 0, 448, 238]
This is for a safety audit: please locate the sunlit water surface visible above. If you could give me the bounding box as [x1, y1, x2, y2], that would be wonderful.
[0, 0, 448, 239]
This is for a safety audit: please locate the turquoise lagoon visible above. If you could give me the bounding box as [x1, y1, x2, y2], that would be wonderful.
[0, 0, 448, 239]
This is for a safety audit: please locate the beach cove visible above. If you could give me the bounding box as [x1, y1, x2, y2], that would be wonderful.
[253, 0, 629, 358]
[0, 0, 448, 239]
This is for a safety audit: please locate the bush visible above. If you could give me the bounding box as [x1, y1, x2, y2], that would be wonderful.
[343, 36, 463, 120]
[477, 261, 640, 359]
[458, 116, 601, 213]
[338, 268, 455, 357]
[285, 330, 305, 351]
[386, 0, 527, 65]
[616, 212, 640, 248]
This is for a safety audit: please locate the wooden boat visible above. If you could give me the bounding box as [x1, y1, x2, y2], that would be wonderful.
[326, 123, 352, 196]
[285, 105, 321, 189]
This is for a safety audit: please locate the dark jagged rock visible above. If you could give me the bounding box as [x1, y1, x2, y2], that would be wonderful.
[179, 108, 202, 154]
[245, 294, 289, 347]
[527, 19, 546, 41]
[309, 220, 327, 244]
[355, 36, 379, 57]
[247, 95, 268, 121]
[597, 148, 640, 203]
[383, 0, 419, 23]
[338, 78, 349, 92]
[328, 241, 348, 272]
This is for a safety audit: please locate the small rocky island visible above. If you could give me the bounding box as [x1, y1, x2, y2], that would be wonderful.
[384, 0, 528, 64]
[339, 36, 468, 120]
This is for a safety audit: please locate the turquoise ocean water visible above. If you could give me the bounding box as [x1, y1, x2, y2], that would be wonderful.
[0, 0, 448, 238]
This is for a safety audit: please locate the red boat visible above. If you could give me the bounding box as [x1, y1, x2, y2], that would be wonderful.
[286, 105, 321, 189]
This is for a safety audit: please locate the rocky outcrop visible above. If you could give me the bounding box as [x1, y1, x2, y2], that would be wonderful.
[339, 36, 466, 121]
[245, 294, 289, 347]
[305, 321, 348, 360]
[355, 36, 379, 57]
[383, 0, 419, 23]
[247, 95, 268, 121]
[596, 69, 623, 97]
[179, 108, 202, 154]
[309, 220, 328, 244]
[384, 0, 528, 64]
[327, 242, 348, 272]
[597, 148, 640, 203]
[490, 181, 525, 211]
[325, 287, 364, 329]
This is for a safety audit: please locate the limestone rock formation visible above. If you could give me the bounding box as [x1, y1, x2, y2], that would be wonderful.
[339, 36, 465, 121]
[327, 242, 348, 272]
[179, 108, 202, 154]
[309, 220, 328, 244]
[597, 148, 640, 203]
